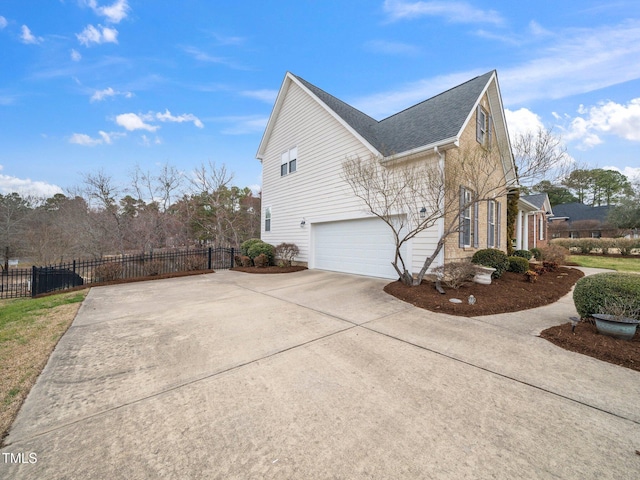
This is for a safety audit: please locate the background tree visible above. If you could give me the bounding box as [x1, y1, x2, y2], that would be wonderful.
[607, 180, 640, 230]
[528, 180, 578, 206]
[0, 193, 34, 270]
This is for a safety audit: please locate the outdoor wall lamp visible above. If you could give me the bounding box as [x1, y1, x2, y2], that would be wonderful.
[300, 218, 306, 227]
[419, 207, 427, 218]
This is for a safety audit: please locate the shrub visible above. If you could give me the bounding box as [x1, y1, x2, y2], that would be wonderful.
[247, 242, 275, 265]
[524, 270, 538, 283]
[433, 260, 478, 289]
[234, 255, 244, 266]
[275, 242, 300, 267]
[143, 259, 165, 276]
[507, 256, 530, 274]
[530, 247, 542, 261]
[184, 255, 207, 271]
[94, 262, 123, 282]
[542, 261, 558, 272]
[513, 249, 532, 260]
[253, 253, 269, 268]
[539, 244, 569, 265]
[471, 248, 509, 278]
[236, 255, 252, 267]
[240, 238, 263, 257]
[573, 273, 640, 319]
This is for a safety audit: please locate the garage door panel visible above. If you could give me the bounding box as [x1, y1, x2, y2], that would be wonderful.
[312, 217, 405, 279]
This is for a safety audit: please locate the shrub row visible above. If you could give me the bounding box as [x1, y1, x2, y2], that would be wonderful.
[238, 239, 300, 268]
[551, 237, 640, 255]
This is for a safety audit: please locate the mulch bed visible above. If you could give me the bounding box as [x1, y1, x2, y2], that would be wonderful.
[384, 267, 585, 317]
[540, 322, 640, 372]
[230, 266, 308, 274]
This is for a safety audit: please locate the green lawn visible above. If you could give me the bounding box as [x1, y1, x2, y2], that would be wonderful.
[1, 290, 87, 441]
[568, 255, 640, 273]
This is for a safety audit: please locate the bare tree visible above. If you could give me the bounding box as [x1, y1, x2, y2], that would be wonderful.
[343, 131, 563, 286]
[511, 127, 570, 186]
[344, 146, 511, 285]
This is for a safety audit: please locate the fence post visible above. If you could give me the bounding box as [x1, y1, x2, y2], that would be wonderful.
[31, 266, 37, 298]
[208, 247, 212, 270]
[230, 247, 235, 268]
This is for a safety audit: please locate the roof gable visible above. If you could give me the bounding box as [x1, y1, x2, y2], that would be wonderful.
[257, 70, 513, 168]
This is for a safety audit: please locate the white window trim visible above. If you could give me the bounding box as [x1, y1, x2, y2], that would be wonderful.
[487, 200, 496, 248]
[265, 206, 272, 232]
[280, 146, 298, 176]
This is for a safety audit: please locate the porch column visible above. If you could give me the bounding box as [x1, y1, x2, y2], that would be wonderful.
[523, 213, 529, 250]
[516, 211, 523, 250]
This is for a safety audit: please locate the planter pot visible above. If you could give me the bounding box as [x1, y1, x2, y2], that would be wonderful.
[473, 266, 496, 285]
[592, 313, 639, 341]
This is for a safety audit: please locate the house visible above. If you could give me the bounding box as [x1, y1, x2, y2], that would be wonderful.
[256, 71, 517, 279]
[548, 203, 616, 239]
[515, 193, 553, 250]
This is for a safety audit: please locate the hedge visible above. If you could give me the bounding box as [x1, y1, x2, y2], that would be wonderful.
[551, 238, 640, 255]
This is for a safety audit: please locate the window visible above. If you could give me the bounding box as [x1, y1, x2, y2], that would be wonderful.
[487, 200, 496, 247]
[265, 207, 271, 232]
[459, 187, 478, 248]
[280, 146, 297, 176]
[476, 105, 492, 146]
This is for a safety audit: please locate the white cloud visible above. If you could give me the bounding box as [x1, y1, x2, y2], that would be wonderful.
[504, 108, 545, 141]
[240, 89, 278, 104]
[20, 25, 43, 44]
[383, 0, 504, 25]
[85, 0, 130, 24]
[364, 39, 420, 56]
[602, 165, 640, 182]
[0, 16, 8, 29]
[70, 49, 82, 61]
[115, 113, 159, 132]
[140, 134, 162, 147]
[155, 109, 204, 128]
[562, 98, 640, 149]
[69, 131, 125, 146]
[0, 167, 63, 197]
[500, 20, 640, 105]
[76, 24, 119, 46]
[90, 87, 133, 102]
[353, 20, 640, 116]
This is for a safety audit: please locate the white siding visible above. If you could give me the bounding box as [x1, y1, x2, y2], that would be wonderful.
[260, 81, 374, 263]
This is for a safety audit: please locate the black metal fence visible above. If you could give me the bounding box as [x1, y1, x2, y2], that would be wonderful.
[0, 247, 234, 299]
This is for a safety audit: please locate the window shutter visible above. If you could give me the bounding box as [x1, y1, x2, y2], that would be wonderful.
[476, 106, 483, 143]
[497, 202, 502, 247]
[473, 200, 479, 248]
[487, 200, 492, 248]
[459, 186, 465, 248]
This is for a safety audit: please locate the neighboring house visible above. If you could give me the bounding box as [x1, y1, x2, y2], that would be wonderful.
[548, 203, 616, 239]
[515, 193, 553, 250]
[256, 70, 516, 279]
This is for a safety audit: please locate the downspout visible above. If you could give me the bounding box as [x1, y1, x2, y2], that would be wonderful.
[435, 146, 445, 269]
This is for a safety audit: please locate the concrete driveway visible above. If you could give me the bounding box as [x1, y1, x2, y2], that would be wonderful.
[2, 269, 639, 479]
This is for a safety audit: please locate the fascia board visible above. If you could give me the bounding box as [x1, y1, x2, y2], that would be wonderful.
[256, 73, 293, 161]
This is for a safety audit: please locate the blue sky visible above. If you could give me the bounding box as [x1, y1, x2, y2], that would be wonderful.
[1, 0, 639, 197]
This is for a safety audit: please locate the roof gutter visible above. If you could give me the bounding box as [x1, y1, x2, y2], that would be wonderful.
[379, 137, 459, 164]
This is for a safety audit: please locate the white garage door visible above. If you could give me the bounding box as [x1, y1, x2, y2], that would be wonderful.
[312, 217, 405, 279]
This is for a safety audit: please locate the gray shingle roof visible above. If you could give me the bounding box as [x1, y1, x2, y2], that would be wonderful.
[293, 71, 495, 156]
[550, 202, 611, 223]
[521, 193, 549, 210]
